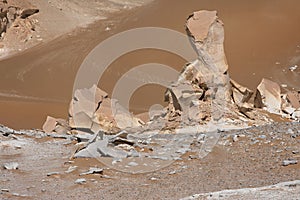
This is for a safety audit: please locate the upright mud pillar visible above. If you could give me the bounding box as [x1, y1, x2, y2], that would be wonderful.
[185, 10, 231, 121]
[164, 10, 232, 125]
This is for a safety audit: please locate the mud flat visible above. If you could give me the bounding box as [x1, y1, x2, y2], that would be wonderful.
[0, 122, 300, 199]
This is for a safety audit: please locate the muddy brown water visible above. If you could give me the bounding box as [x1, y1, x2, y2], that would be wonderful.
[0, 0, 300, 129]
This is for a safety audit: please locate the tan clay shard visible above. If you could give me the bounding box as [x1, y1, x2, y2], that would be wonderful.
[230, 79, 254, 106]
[254, 78, 281, 114]
[286, 91, 300, 109]
[42, 116, 70, 134]
[69, 85, 144, 134]
[42, 116, 57, 133]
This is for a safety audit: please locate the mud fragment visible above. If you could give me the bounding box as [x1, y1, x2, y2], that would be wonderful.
[286, 91, 300, 109]
[20, 9, 39, 19]
[79, 167, 103, 176]
[254, 78, 281, 114]
[282, 159, 298, 166]
[75, 178, 86, 184]
[3, 162, 19, 170]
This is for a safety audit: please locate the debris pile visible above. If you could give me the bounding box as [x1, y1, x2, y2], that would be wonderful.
[253, 78, 300, 120]
[162, 10, 271, 130]
[42, 10, 300, 163]
[160, 11, 300, 128]
[0, 1, 38, 42]
[68, 84, 121, 135]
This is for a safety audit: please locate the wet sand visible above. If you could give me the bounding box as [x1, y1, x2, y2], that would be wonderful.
[1, 0, 300, 129]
